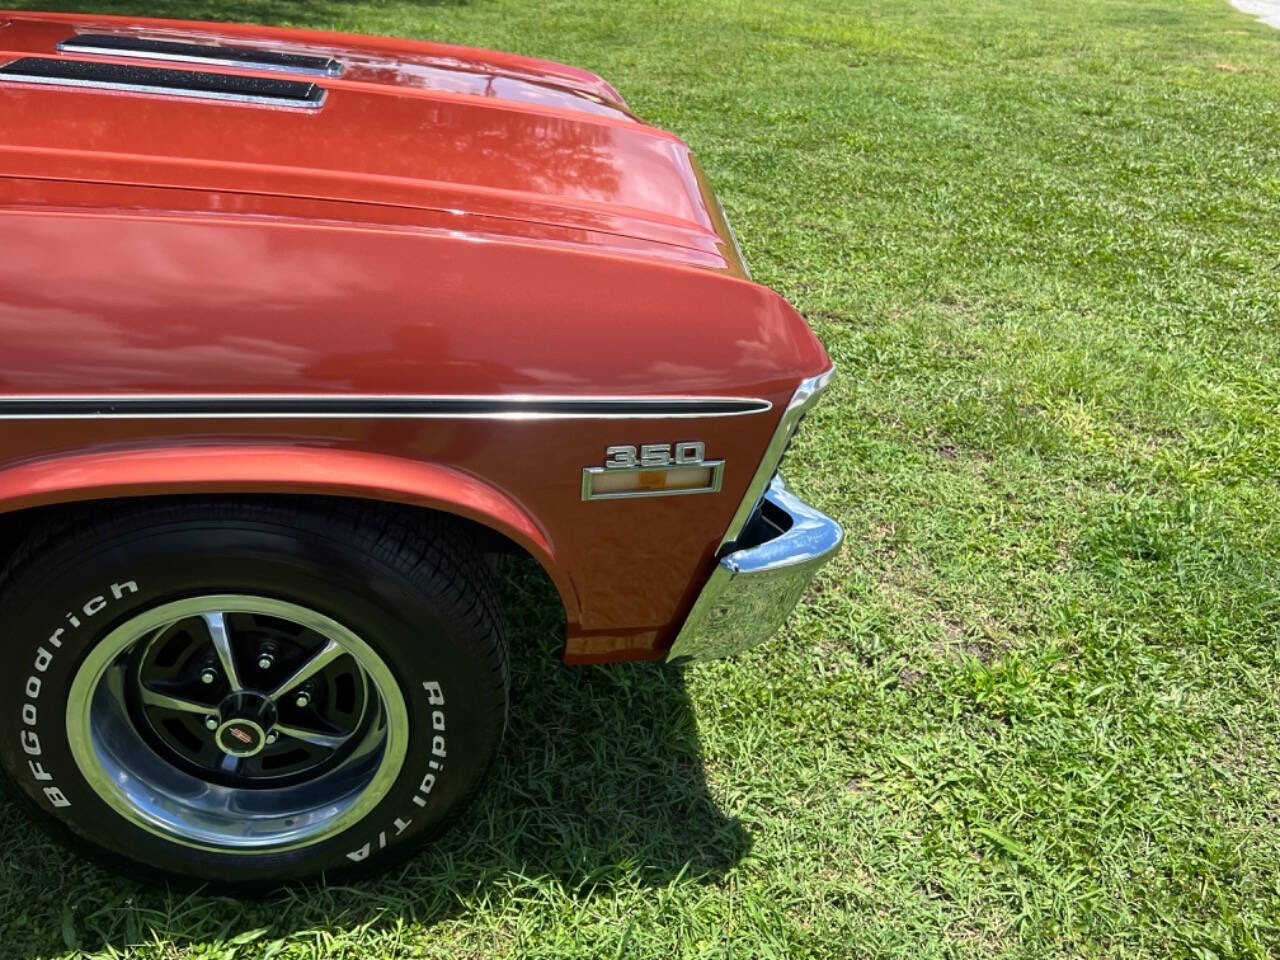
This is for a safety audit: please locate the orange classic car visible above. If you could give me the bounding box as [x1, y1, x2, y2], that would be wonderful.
[0, 9, 841, 885]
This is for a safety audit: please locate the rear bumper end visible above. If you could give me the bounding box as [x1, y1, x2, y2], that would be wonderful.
[666, 476, 842, 663]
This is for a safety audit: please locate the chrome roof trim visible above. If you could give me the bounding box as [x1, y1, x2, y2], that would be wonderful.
[0, 394, 772, 420]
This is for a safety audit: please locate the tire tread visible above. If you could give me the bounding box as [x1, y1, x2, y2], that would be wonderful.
[0, 496, 510, 889]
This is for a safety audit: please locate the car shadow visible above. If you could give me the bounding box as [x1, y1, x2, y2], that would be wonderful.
[0, 558, 750, 957]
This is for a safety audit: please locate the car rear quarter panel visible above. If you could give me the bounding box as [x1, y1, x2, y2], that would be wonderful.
[0, 208, 830, 661]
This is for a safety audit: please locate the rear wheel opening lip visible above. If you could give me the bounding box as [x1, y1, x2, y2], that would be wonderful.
[66, 594, 409, 854]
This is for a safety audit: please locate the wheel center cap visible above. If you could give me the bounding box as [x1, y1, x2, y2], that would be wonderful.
[214, 691, 277, 758]
[214, 717, 266, 757]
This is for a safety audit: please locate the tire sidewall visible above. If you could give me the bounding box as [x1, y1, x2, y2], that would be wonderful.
[0, 513, 505, 886]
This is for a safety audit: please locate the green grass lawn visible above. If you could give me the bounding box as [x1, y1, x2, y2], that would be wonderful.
[4, 0, 1280, 956]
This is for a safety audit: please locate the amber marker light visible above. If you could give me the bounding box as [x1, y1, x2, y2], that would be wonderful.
[581, 462, 724, 501]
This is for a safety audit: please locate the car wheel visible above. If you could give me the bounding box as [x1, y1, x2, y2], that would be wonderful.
[0, 498, 508, 888]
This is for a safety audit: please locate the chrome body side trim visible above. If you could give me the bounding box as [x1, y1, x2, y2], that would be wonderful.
[0, 394, 771, 421]
[581, 460, 724, 500]
[716, 367, 834, 553]
[666, 476, 842, 662]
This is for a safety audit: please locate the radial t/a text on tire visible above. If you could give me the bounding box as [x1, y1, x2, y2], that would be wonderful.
[0, 498, 509, 888]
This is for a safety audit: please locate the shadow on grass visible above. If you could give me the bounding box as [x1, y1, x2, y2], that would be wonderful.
[0, 4, 746, 951]
[0, 559, 749, 956]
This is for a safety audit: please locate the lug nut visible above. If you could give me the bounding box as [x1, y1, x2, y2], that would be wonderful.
[265, 731, 279, 745]
[257, 653, 274, 670]
[204, 716, 218, 731]
[199, 668, 217, 685]
[294, 692, 311, 709]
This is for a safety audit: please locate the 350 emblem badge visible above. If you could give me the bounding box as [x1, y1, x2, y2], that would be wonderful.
[604, 441, 707, 469]
[581, 441, 724, 500]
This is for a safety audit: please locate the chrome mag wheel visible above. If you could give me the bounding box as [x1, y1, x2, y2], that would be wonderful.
[0, 500, 508, 885]
[66, 595, 409, 853]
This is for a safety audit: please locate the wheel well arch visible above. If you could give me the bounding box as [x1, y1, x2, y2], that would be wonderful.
[0, 444, 580, 630]
[0, 491, 569, 643]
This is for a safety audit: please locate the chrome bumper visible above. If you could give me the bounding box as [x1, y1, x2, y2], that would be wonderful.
[666, 476, 843, 662]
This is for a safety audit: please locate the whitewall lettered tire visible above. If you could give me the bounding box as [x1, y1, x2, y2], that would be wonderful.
[0, 498, 508, 888]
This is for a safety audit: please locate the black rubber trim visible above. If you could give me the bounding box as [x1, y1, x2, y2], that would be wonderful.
[59, 34, 342, 77]
[0, 396, 772, 418]
[0, 57, 324, 104]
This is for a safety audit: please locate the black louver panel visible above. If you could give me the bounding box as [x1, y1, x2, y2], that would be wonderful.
[58, 33, 342, 77]
[0, 57, 326, 108]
